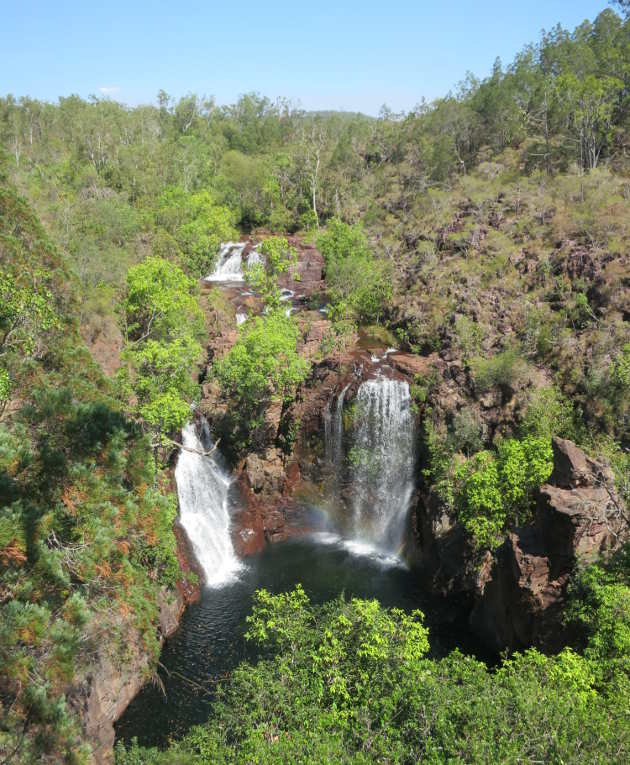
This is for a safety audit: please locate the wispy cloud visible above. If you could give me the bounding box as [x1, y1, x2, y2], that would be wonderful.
[99, 86, 120, 97]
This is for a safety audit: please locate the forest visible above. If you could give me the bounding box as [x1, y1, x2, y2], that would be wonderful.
[1, 3, 630, 764]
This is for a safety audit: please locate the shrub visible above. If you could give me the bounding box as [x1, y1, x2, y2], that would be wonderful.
[469, 346, 530, 394]
[214, 312, 310, 451]
[317, 218, 392, 324]
[455, 437, 553, 548]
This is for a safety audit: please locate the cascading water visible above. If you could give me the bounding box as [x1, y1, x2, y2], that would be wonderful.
[246, 250, 263, 268]
[350, 377, 416, 551]
[176, 420, 242, 587]
[324, 383, 350, 473]
[324, 376, 416, 554]
[205, 243, 265, 282]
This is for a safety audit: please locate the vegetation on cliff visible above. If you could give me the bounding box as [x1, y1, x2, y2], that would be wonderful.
[0, 169, 181, 763]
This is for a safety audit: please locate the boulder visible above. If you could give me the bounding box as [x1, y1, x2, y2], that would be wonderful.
[245, 454, 265, 492]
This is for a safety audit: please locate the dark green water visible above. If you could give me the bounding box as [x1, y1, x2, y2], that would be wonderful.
[115, 533, 483, 749]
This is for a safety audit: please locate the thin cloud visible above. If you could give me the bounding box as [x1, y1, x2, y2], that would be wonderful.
[99, 86, 120, 97]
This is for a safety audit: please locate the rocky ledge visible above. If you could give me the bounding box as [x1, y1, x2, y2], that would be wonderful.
[471, 437, 628, 652]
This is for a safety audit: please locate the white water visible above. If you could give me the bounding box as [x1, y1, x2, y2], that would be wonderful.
[350, 377, 416, 551]
[176, 421, 242, 587]
[205, 242, 245, 282]
[205, 242, 266, 282]
[236, 311, 248, 326]
[307, 531, 405, 569]
[247, 250, 264, 268]
[324, 383, 350, 471]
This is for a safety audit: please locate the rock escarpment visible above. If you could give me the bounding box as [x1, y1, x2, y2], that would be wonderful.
[69, 527, 200, 764]
[470, 437, 628, 652]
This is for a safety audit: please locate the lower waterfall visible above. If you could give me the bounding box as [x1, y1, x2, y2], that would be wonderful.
[326, 376, 416, 553]
[176, 420, 242, 587]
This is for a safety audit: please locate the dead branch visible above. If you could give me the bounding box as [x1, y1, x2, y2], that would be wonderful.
[157, 436, 221, 458]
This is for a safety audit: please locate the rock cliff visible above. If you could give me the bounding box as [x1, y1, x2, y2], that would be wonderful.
[470, 437, 628, 652]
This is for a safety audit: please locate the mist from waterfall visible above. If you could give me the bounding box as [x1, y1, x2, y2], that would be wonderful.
[325, 376, 416, 555]
[176, 420, 242, 587]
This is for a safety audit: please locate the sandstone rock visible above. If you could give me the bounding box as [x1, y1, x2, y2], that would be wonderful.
[470, 438, 628, 652]
[389, 351, 439, 379]
[245, 454, 265, 492]
[550, 436, 615, 489]
[70, 589, 184, 765]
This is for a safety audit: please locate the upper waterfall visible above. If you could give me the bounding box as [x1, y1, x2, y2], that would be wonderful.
[205, 242, 264, 282]
[175, 420, 242, 587]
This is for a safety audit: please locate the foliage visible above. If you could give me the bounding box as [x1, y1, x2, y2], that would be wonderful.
[116, 586, 630, 765]
[0, 183, 179, 763]
[123, 256, 204, 344]
[122, 257, 204, 448]
[469, 347, 530, 394]
[316, 216, 370, 266]
[520, 385, 579, 440]
[214, 312, 310, 452]
[155, 188, 238, 277]
[245, 236, 298, 310]
[455, 437, 554, 548]
[565, 544, 630, 689]
[317, 218, 392, 324]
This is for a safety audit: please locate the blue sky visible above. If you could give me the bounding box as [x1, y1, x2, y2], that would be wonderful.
[0, 1, 613, 114]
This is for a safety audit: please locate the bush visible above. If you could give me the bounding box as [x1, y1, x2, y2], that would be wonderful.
[469, 346, 530, 394]
[317, 218, 392, 324]
[455, 436, 553, 548]
[116, 585, 630, 765]
[214, 312, 310, 451]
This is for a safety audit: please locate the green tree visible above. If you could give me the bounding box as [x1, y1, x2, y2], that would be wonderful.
[214, 312, 310, 450]
[155, 188, 238, 277]
[455, 437, 553, 548]
[244, 236, 298, 310]
[557, 72, 623, 170]
[316, 218, 392, 323]
[122, 258, 204, 450]
[124, 256, 204, 343]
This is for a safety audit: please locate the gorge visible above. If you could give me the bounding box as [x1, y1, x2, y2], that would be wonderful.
[116, 234, 628, 754]
[3, 10, 630, 760]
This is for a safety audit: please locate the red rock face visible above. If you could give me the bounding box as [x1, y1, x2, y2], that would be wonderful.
[279, 237, 325, 297]
[174, 523, 202, 605]
[470, 437, 628, 652]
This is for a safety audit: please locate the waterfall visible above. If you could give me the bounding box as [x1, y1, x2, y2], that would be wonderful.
[324, 384, 350, 471]
[348, 377, 416, 552]
[246, 250, 263, 268]
[205, 242, 265, 282]
[206, 242, 246, 282]
[175, 420, 241, 587]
